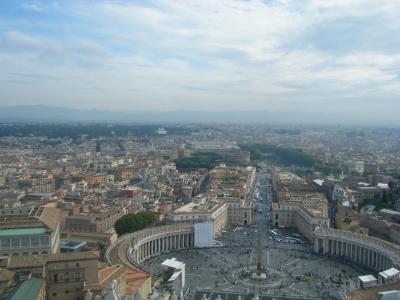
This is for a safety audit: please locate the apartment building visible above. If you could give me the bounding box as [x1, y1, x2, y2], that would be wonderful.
[64, 207, 124, 233]
[7, 251, 99, 300]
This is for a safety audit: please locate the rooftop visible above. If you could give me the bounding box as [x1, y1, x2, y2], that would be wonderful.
[0, 227, 47, 237]
[1, 277, 44, 300]
[7, 251, 99, 269]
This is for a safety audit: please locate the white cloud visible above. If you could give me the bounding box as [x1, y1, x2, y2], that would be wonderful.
[0, 0, 399, 116]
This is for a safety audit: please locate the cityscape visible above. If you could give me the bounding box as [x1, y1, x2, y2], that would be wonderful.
[1, 1, 400, 300]
[0, 124, 399, 299]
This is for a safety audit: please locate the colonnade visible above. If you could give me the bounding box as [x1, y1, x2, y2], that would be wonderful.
[127, 224, 195, 264]
[314, 226, 400, 271]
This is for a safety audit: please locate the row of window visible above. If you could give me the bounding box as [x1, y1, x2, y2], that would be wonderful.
[53, 271, 82, 283]
[0, 235, 50, 249]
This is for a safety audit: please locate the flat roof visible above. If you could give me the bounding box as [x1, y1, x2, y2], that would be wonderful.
[358, 275, 377, 283]
[313, 179, 324, 186]
[379, 268, 400, 279]
[0, 227, 47, 237]
[162, 258, 184, 270]
[60, 240, 87, 249]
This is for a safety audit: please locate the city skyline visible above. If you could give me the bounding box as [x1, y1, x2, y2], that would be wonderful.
[0, 0, 399, 123]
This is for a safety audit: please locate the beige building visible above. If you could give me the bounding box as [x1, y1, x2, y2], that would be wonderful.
[167, 195, 252, 234]
[167, 200, 229, 234]
[6, 251, 100, 300]
[272, 203, 329, 240]
[271, 168, 329, 240]
[30, 175, 55, 194]
[360, 213, 400, 246]
[64, 207, 124, 233]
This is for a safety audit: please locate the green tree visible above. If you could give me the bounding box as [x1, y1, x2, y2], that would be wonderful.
[174, 152, 222, 172]
[114, 211, 155, 236]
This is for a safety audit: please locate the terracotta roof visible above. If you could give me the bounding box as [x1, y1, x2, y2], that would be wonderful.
[98, 265, 122, 285]
[94, 264, 150, 295]
[124, 269, 149, 295]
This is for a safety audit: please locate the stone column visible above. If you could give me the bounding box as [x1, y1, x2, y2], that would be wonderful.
[367, 249, 370, 267]
[335, 240, 339, 256]
[148, 241, 151, 257]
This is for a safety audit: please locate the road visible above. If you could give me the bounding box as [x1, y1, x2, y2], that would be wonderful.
[249, 170, 272, 234]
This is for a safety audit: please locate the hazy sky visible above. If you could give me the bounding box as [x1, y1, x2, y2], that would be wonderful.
[0, 0, 399, 116]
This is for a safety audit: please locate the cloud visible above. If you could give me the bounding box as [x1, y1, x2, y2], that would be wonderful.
[0, 0, 399, 119]
[20, 2, 46, 12]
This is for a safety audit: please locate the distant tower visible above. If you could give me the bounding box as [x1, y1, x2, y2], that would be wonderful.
[96, 141, 101, 153]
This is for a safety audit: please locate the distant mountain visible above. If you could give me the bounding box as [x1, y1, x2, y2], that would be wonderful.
[0, 105, 396, 125]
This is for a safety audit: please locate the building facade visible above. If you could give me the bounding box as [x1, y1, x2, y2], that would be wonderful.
[0, 206, 60, 257]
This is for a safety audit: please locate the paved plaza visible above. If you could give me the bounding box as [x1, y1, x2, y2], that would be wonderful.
[145, 225, 369, 299]
[145, 172, 370, 299]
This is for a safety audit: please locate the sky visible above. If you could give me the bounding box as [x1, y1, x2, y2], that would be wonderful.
[0, 0, 399, 118]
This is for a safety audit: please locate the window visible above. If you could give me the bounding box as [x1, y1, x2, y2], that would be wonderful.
[53, 293, 57, 296]
[21, 237, 29, 247]
[40, 235, 49, 246]
[64, 272, 70, 282]
[31, 236, 39, 247]
[1, 239, 10, 248]
[53, 274, 58, 282]
[11, 238, 20, 248]
[75, 272, 81, 281]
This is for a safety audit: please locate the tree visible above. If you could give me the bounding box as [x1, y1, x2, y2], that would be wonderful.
[114, 211, 155, 236]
